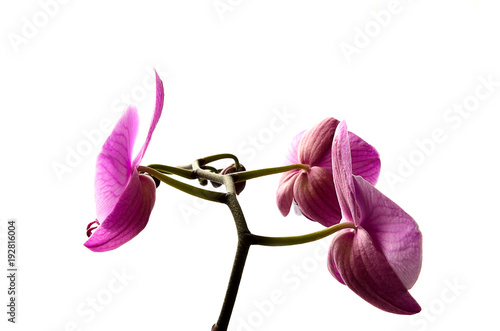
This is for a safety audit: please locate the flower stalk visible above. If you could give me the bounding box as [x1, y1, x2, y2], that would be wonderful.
[172, 158, 358, 331]
[230, 164, 309, 183]
[251, 222, 356, 246]
[138, 166, 226, 203]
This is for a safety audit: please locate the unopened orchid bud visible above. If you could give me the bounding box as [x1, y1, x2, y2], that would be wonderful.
[221, 163, 246, 195]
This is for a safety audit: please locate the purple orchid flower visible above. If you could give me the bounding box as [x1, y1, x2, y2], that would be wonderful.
[276, 117, 381, 227]
[327, 121, 422, 314]
[84, 72, 164, 252]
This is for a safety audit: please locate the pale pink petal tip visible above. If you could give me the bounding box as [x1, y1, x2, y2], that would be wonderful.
[132, 71, 165, 167]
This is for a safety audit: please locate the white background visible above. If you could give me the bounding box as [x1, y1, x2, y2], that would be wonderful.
[1, 1, 499, 330]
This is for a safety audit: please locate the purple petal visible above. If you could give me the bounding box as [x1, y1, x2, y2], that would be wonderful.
[330, 228, 421, 315]
[276, 170, 301, 217]
[298, 118, 340, 166]
[85, 172, 156, 252]
[348, 132, 381, 185]
[284, 130, 305, 166]
[314, 146, 333, 173]
[132, 70, 165, 167]
[293, 166, 342, 227]
[327, 229, 349, 285]
[95, 106, 139, 222]
[332, 121, 358, 224]
[353, 176, 422, 289]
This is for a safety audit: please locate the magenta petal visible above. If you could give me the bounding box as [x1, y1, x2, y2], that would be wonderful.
[298, 118, 340, 166]
[331, 228, 421, 315]
[327, 229, 349, 285]
[353, 176, 422, 289]
[276, 170, 300, 217]
[314, 131, 379, 177]
[293, 167, 342, 227]
[95, 106, 139, 222]
[332, 121, 358, 224]
[85, 173, 156, 252]
[132, 70, 165, 167]
[348, 132, 381, 185]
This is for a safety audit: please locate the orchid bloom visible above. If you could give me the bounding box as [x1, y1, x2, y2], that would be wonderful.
[84, 72, 164, 252]
[327, 121, 422, 314]
[276, 117, 381, 227]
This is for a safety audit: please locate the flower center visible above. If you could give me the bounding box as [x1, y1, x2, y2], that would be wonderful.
[86, 220, 100, 237]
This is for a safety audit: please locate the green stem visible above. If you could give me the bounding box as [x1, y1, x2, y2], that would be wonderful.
[201, 165, 219, 173]
[212, 237, 250, 331]
[146, 164, 195, 180]
[199, 153, 240, 169]
[196, 159, 250, 331]
[231, 164, 309, 183]
[147, 158, 351, 330]
[138, 166, 226, 203]
[251, 222, 356, 246]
